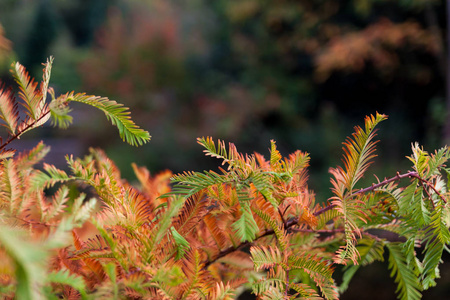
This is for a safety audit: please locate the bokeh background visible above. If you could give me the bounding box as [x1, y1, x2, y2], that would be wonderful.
[0, 0, 449, 299]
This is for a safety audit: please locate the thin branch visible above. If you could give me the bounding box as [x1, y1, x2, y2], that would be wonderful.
[203, 217, 299, 269]
[313, 171, 419, 216]
[278, 206, 288, 230]
[290, 228, 345, 234]
[14, 216, 57, 227]
[0, 108, 50, 152]
[285, 268, 290, 297]
[409, 172, 447, 204]
[354, 171, 418, 196]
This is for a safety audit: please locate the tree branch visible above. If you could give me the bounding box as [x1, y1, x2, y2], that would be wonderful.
[203, 170, 448, 269]
[0, 108, 50, 152]
[203, 217, 299, 269]
[313, 171, 420, 216]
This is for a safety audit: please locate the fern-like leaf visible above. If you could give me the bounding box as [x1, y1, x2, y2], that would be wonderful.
[251, 246, 284, 271]
[148, 195, 185, 258]
[12, 61, 44, 121]
[170, 226, 190, 260]
[0, 225, 48, 300]
[15, 141, 50, 172]
[252, 277, 286, 298]
[0, 159, 23, 215]
[330, 113, 387, 264]
[43, 185, 70, 223]
[339, 238, 385, 293]
[233, 202, 259, 242]
[385, 242, 422, 300]
[253, 206, 288, 252]
[170, 170, 228, 198]
[0, 86, 18, 135]
[197, 137, 243, 169]
[46, 269, 87, 298]
[64, 92, 150, 146]
[49, 91, 73, 129]
[31, 163, 73, 190]
[173, 192, 208, 236]
[288, 253, 337, 300]
[208, 281, 237, 300]
[179, 249, 208, 299]
[420, 207, 450, 289]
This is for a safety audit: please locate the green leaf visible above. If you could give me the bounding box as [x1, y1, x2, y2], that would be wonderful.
[339, 265, 359, 293]
[269, 140, 282, 168]
[104, 263, 119, 299]
[233, 202, 259, 242]
[49, 94, 73, 129]
[288, 253, 337, 299]
[252, 277, 286, 297]
[31, 163, 73, 189]
[253, 208, 288, 251]
[171, 226, 190, 260]
[67, 93, 150, 146]
[0, 225, 48, 300]
[46, 269, 87, 298]
[171, 170, 228, 198]
[420, 239, 443, 290]
[420, 208, 450, 289]
[386, 242, 422, 300]
[339, 239, 385, 293]
[148, 195, 185, 259]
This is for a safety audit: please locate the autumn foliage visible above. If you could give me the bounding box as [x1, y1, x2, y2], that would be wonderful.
[0, 58, 449, 300]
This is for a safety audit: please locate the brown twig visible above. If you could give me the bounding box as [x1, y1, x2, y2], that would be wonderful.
[278, 206, 289, 231]
[313, 171, 420, 216]
[203, 217, 299, 269]
[14, 216, 56, 227]
[290, 228, 345, 234]
[0, 108, 51, 152]
[409, 172, 447, 204]
[285, 268, 290, 297]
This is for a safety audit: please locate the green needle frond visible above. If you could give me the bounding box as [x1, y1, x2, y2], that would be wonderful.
[233, 202, 259, 242]
[46, 270, 87, 298]
[66, 92, 150, 146]
[386, 242, 422, 300]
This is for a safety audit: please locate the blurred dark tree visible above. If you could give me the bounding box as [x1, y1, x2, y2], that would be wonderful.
[57, 0, 112, 46]
[23, 0, 58, 71]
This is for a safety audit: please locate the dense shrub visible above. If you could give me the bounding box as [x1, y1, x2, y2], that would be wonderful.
[1, 59, 450, 300]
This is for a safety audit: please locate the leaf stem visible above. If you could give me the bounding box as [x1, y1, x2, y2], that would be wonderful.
[0, 108, 50, 152]
[313, 171, 421, 216]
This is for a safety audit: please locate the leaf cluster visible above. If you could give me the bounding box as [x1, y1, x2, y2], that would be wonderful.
[0, 59, 449, 300]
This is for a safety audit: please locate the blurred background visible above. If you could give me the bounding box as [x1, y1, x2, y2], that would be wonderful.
[0, 0, 448, 298]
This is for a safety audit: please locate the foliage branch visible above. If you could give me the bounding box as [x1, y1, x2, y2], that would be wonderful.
[0, 59, 449, 300]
